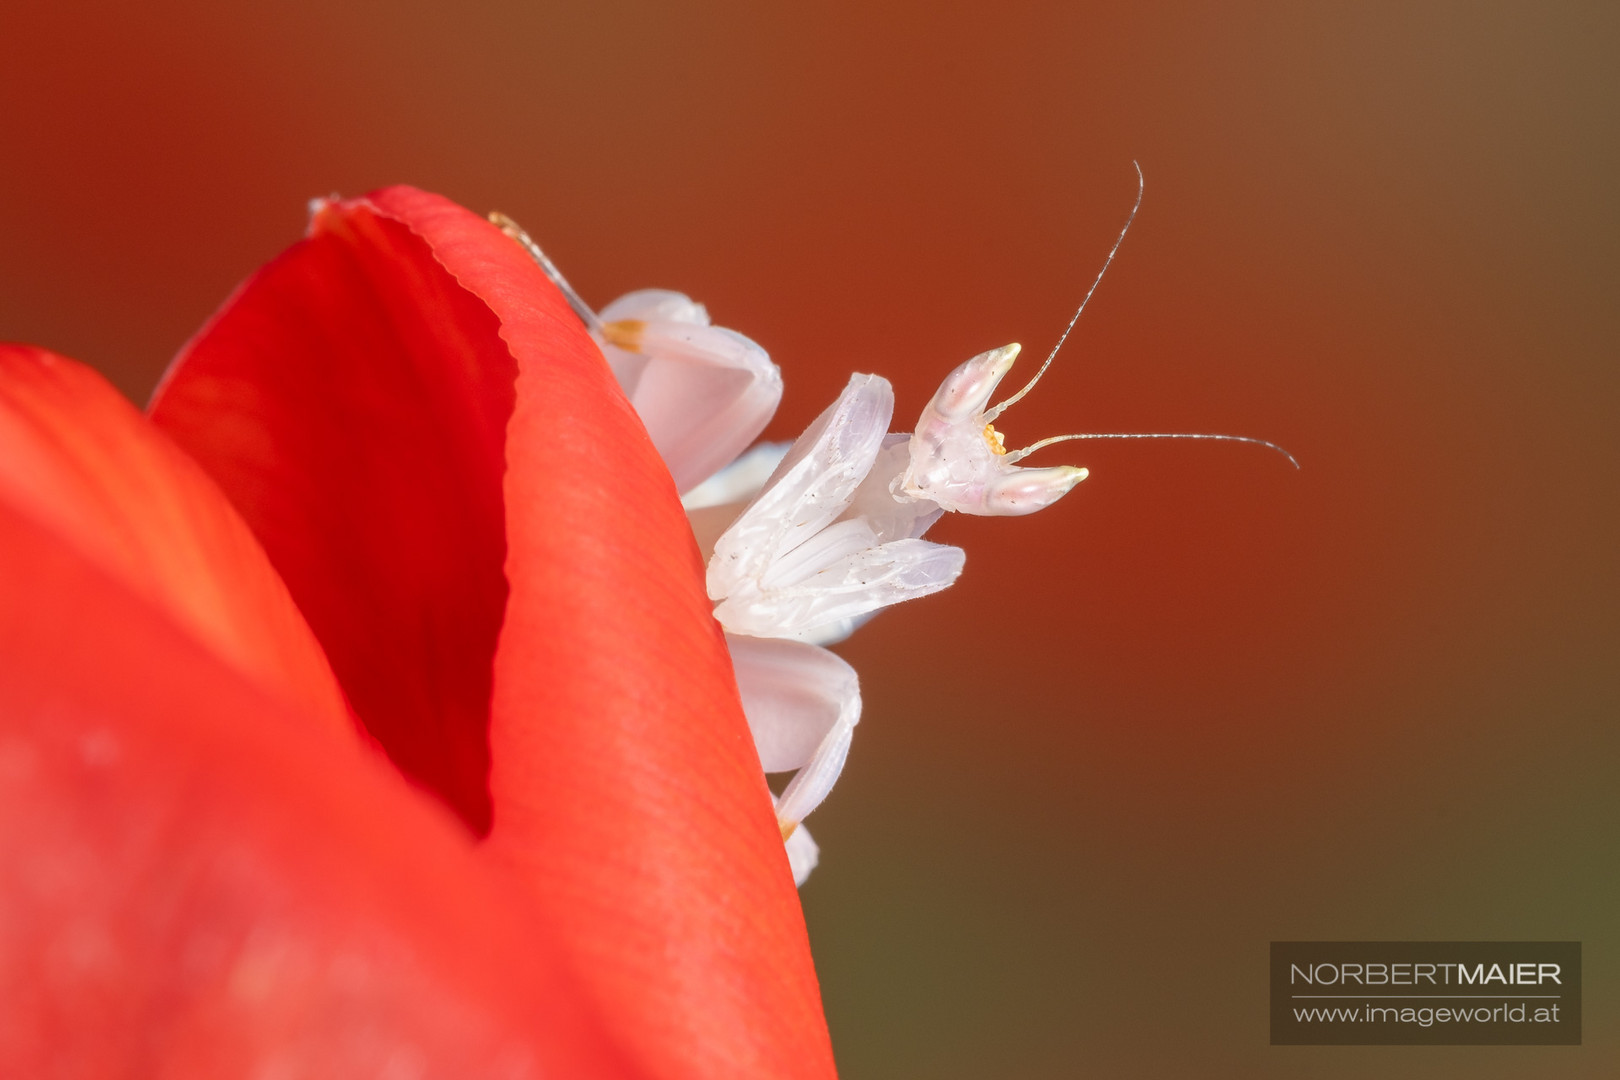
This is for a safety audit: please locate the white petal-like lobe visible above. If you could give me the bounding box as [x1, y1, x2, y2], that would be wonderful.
[775, 719, 854, 827]
[594, 290, 782, 494]
[599, 289, 710, 327]
[713, 538, 965, 637]
[680, 441, 790, 512]
[709, 374, 894, 600]
[784, 823, 820, 886]
[785, 612, 877, 648]
[760, 518, 881, 591]
[595, 289, 709, 397]
[727, 634, 860, 774]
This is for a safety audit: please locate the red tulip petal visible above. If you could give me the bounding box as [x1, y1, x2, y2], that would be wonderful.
[0, 493, 633, 1075]
[364, 187, 837, 1080]
[154, 186, 835, 1079]
[0, 345, 350, 737]
[150, 205, 517, 833]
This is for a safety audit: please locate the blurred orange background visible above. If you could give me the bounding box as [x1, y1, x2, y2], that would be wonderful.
[2, 2, 1614, 1076]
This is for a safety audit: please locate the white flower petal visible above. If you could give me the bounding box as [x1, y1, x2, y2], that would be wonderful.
[727, 634, 860, 774]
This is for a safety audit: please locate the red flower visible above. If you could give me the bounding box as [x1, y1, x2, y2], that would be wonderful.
[0, 187, 834, 1077]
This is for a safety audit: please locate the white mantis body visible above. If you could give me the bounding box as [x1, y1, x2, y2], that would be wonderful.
[492, 168, 1294, 885]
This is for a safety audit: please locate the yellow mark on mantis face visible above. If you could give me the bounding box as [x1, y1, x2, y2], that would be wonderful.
[983, 423, 1008, 455]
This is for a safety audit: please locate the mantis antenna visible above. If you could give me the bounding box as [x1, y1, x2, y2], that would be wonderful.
[984, 161, 1143, 424]
[1006, 431, 1300, 469]
[488, 211, 602, 332]
[984, 163, 1298, 470]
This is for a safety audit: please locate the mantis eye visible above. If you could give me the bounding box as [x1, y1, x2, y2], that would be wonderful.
[899, 344, 1088, 517]
[930, 343, 1020, 421]
[897, 161, 1292, 517]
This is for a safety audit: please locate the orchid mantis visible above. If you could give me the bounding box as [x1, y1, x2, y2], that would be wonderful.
[491, 168, 1293, 885]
